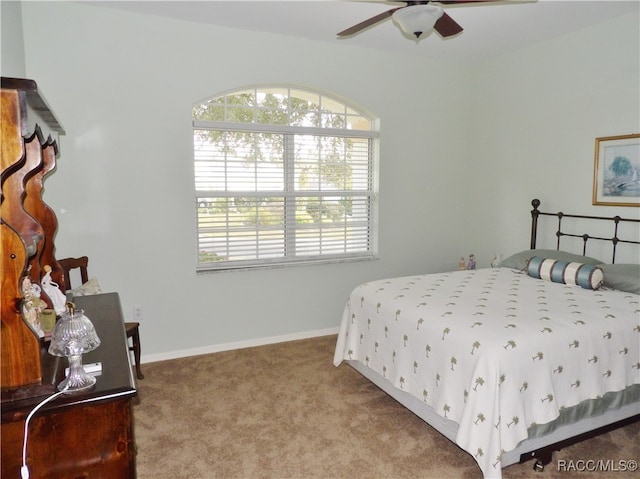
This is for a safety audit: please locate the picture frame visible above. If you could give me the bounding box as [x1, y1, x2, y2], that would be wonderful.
[592, 133, 640, 206]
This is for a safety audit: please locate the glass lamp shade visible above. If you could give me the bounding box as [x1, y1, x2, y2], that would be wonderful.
[48, 303, 101, 392]
[392, 5, 444, 39]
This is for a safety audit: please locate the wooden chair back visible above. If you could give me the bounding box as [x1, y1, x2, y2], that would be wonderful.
[57, 256, 89, 291]
[57, 255, 145, 379]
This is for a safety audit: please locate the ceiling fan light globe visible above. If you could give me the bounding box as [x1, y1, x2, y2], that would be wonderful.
[392, 5, 443, 40]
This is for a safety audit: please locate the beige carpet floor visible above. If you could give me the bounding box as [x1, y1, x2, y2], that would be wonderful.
[133, 335, 639, 479]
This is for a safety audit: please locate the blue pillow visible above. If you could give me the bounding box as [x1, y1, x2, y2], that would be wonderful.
[527, 256, 604, 290]
[499, 249, 602, 271]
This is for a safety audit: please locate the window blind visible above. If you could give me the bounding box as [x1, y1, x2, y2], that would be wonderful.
[193, 87, 377, 271]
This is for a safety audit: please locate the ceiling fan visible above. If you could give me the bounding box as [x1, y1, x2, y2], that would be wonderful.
[338, 1, 499, 40]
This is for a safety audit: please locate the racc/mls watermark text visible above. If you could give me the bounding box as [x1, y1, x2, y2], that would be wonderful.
[557, 459, 638, 473]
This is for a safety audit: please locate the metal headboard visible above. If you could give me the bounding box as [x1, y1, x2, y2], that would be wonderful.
[530, 199, 640, 264]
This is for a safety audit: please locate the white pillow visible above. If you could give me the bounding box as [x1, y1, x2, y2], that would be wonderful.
[69, 277, 102, 296]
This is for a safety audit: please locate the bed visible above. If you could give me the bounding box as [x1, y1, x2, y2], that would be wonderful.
[333, 199, 639, 479]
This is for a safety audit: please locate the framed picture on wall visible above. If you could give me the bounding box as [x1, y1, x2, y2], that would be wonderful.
[593, 133, 640, 206]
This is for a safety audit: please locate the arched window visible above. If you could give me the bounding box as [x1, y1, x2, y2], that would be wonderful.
[193, 86, 378, 271]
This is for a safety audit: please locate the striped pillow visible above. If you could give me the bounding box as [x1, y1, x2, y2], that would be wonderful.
[527, 256, 604, 290]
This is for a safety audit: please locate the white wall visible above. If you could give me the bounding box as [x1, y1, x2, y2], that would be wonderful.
[14, 3, 640, 362]
[1, 0, 26, 77]
[18, 2, 472, 361]
[468, 13, 640, 264]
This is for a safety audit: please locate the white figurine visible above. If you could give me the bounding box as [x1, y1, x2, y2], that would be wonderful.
[21, 276, 45, 338]
[41, 265, 68, 315]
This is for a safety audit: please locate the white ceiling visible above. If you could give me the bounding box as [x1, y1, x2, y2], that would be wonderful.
[88, 0, 639, 62]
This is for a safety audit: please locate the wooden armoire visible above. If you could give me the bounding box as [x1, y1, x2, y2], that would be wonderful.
[1, 77, 137, 478]
[1, 77, 65, 391]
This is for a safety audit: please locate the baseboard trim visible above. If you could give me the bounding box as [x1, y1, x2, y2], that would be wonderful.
[141, 327, 339, 364]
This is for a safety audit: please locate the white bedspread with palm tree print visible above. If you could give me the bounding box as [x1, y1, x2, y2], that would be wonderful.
[333, 267, 640, 479]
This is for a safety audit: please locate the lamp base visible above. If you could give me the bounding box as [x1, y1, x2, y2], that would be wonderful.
[58, 355, 97, 392]
[57, 372, 96, 392]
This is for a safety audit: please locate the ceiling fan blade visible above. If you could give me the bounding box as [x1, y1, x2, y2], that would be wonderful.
[435, 0, 496, 4]
[337, 8, 402, 37]
[434, 11, 463, 37]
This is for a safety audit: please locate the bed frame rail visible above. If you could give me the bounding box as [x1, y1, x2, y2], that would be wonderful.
[530, 198, 640, 263]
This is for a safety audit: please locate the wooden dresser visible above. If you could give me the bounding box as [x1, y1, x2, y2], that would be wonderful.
[1, 78, 137, 478]
[1, 293, 138, 478]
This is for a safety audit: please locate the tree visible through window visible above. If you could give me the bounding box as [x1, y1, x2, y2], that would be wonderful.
[193, 86, 378, 271]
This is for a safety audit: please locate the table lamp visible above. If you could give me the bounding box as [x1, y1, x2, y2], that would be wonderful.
[48, 302, 101, 391]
